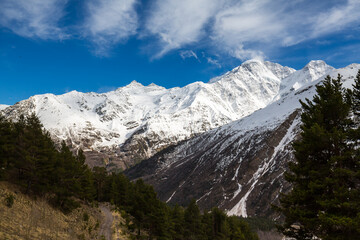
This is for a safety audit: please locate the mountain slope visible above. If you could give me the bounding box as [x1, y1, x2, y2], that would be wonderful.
[1, 60, 293, 170]
[0, 182, 125, 240]
[125, 63, 360, 218]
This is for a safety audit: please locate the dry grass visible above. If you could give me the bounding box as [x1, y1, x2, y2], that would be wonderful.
[112, 210, 132, 240]
[0, 181, 108, 240]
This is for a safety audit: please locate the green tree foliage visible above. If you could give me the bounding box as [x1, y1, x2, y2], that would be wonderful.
[0, 114, 95, 212]
[351, 70, 360, 148]
[241, 216, 277, 232]
[277, 74, 360, 239]
[183, 199, 202, 239]
[0, 113, 259, 239]
[100, 173, 259, 239]
[169, 204, 185, 239]
[0, 116, 14, 179]
[228, 216, 259, 240]
[92, 166, 108, 201]
[352, 70, 360, 118]
[13, 114, 58, 195]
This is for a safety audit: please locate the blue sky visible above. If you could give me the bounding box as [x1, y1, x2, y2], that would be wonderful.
[1, 0, 360, 105]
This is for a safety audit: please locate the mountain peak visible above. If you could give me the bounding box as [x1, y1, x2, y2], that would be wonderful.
[148, 83, 158, 87]
[66, 90, 81, 95]
[242, 58, 264, 65]
[302, 60, 334, 76]
[239, 59, 266, 71]
[304, 60, 330, 69]
[344, 63, 360, 69]
[126, 80, 143, 88]
[147, 83, 165, 90]
[114, 80, 144, 92]
[278, 60, 334, 96]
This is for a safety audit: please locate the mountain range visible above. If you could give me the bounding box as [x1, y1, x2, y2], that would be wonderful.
[1, 59, 359, 218]
[124, 61, 359, 218]
[1, 59, 294, 170]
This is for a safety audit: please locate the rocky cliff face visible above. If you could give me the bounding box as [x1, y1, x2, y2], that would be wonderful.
[125, 64, 360, 218]
[0, 59, 294, 170]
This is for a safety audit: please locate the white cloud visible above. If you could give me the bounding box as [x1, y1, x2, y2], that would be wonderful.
[206, 57, 221, 68]
[2, 0, 359, 61]
[213, 1, 284, 43]
[212, 0, 284, 59]
[0, 0, 68, 40]
[145, 0, 223, 58]
[311, 0, 360, 38]
[145, 0, 360, 61]
[83, 0, 138, 56]
[231, 45, 265, 61]
[179, 50, 199, 61]
[144, 0, 290, 59]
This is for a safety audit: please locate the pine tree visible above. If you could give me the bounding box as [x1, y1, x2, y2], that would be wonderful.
[184, 199, 202, 239]
[74, 149, 95, 201]
[352, 70, 360, 118]
[170, 204, 185, 239]
[12, 114, 56, 194]
[93, 166, 108, 201]
[51, 141, 83, 212]
[211, 207, 229, 239]
[148, 201, 171, 239]
[277, 75, 360, 239]
[78, 166, 95, 201]
[130, 179, 145, 236]
[0, 116, 14, 179]
[351, 70, 360, 146]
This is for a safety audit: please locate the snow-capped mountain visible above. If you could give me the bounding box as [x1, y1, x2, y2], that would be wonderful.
[2, 58, 358, 217]
[275, 60, 334, 100]
[0, 105, 9, 111]
[0, 59, 294, 169]
[125, 63, 360, 218]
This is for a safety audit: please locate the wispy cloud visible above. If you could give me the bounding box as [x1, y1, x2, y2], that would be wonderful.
[0, 0, 68, 40]
[206, 57, 221, 68]
[145, 0, 222, 58]
[311, 0, 360, 38]
[2, 0, 359, 62]
[179, 50, 199, 61]
[212, 0, 285, 59]
[83, 0, 138, 56]
[145, 0, 360, 60]
[231, 45, 265, 61]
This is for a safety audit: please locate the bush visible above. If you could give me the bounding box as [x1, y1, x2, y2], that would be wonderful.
[4, 193, 15, 208]
[83, 212, 89, 222]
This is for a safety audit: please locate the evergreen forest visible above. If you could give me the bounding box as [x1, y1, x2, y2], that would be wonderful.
[0, 113, 258, 240]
